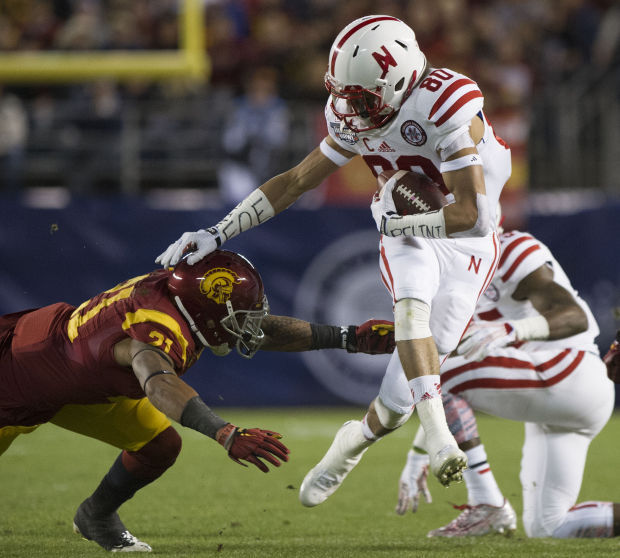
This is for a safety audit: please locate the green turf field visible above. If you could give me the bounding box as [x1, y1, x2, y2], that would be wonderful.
[1, 408, 618, 557]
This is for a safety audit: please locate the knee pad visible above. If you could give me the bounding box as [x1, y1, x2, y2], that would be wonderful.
[122, 426, 182, 480]
[374, 396, 412, 430]
[394, 298, 432, 341]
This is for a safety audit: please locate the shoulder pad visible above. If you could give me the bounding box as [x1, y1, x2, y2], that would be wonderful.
[415, 68, 483, 131]
[497, 231, 548, 283]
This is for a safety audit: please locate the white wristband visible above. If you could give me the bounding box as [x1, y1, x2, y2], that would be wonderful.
[215, 189, 275, 242]
[383, 208, 447, 239]
[512, 316, 550, 341]
[439, 153, 483, 173]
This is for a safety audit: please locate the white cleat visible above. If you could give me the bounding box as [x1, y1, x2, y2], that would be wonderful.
[427, 499, 517, 538]
[429, 445, 467, 487]
[299, 421, 368, 507]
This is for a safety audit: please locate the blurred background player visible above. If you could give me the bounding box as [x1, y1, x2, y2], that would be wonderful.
[157, 14, 513, 499]
[217, 65, 290, 204]
[0, 249, 395, 553]
[397, 227, 618, 539]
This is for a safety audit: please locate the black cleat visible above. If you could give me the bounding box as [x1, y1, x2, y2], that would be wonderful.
[73, 501, 152, 553]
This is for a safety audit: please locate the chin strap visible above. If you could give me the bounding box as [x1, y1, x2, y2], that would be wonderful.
[174, 296, 232, 356]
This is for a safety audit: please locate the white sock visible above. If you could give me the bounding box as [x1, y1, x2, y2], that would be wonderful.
[463, 444, 504, 507]
[409, 376, 454, 455]
[408, 374, 442, 404]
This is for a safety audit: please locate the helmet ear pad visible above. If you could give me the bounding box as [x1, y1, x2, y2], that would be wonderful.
[168, 250, 268, 358]
[326, 15, 426, 132]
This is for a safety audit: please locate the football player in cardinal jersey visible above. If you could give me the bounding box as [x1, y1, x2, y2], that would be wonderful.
[397, 229, 618, 539]
[0, 249, 395, 553]
[157, 15, 512, 503]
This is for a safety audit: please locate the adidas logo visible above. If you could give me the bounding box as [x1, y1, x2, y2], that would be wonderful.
[420, 392, 434, 401]
[378, 141, 395, 152]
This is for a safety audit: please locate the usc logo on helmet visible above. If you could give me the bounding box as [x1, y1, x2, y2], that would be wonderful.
[200, 267, 240, 304]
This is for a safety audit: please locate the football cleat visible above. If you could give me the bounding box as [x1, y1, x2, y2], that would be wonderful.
[429, 444, 467, 487]
[73, 501, 152, 552]
[299, 421, 368, 507]
[427, 499, 517, 538]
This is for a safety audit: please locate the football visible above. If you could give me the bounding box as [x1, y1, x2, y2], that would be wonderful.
[377, 170, 448, 216]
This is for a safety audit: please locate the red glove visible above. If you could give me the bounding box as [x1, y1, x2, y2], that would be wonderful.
[347, 319, 395, 354]
[603, 331, 620, 383]
[216, 424, 290, 473]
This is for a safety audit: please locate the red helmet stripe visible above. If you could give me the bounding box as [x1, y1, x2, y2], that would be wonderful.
[330, 16, 400, 76]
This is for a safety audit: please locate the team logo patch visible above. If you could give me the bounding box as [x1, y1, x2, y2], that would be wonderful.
[330, 121, 358, 145]
[200, 267, 240, 304]
[401, 120, 427, 146]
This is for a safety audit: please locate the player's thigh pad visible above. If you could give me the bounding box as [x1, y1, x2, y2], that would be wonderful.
[381, 234, 498, 356]
[378, 349, 415, 414]
[50, 397, 171, 452]
[379, 236, 440, 307]
[430, 236, 499, 355]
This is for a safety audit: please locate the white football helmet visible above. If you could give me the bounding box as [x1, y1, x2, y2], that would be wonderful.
[326, 15, 426, 132]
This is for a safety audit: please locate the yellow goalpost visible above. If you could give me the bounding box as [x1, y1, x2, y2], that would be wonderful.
[0, 0, 208, 82]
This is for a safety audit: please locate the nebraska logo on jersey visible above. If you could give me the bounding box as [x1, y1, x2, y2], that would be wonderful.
[330, 122, 358, 145]
[200, 268, 240, 304]
[401, 120, 427, 146]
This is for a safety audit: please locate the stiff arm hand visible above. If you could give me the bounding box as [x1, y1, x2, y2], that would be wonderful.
[156, 229, 219, 268]
[156, 190, 276, 267]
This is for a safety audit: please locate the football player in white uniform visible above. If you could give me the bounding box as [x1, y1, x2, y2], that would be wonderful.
[157, 15, 512, 503]
[397, 229, 618, 539]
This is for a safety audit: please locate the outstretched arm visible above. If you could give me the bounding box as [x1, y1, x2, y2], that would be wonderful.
[157, 137, 350, 267]
[115, 338, 289, 472]
[260, 315, 395, 354]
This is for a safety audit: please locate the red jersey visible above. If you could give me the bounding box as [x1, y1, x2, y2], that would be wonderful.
[0, 270, 202, 427]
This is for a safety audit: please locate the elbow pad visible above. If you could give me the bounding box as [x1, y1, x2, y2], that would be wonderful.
[451, 193, 491, 238]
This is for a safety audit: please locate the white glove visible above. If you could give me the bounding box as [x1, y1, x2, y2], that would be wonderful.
[396, 449, 432, 515]
[457, 320, 517, 361]
[370, 183, 398, 235]
[156, 228, 220, 268]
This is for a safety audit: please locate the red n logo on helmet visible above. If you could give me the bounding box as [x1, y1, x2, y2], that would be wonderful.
[372, 46, 397, 79]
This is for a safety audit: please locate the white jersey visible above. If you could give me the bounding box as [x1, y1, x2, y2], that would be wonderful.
[325, 67, 512, 226]
[438, 230, 613, 538]
[476, 230, 600, 354]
